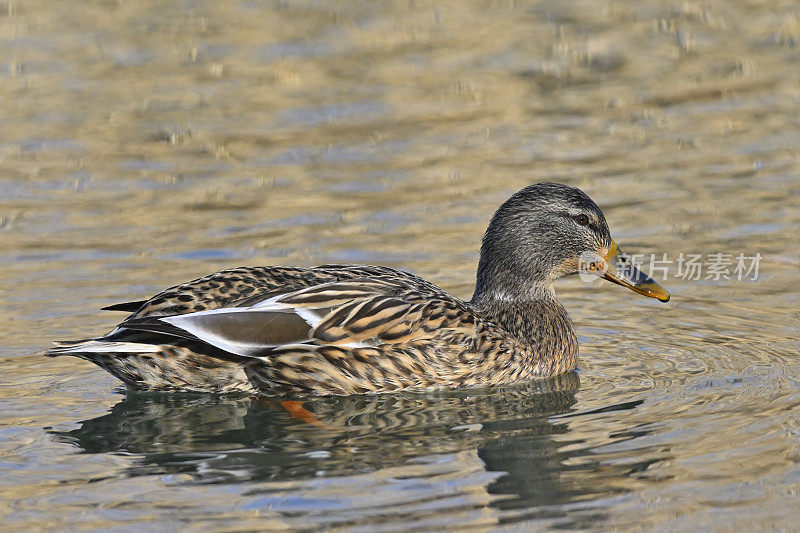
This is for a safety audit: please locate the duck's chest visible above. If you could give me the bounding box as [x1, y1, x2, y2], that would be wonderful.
[463, 300, 580, 381]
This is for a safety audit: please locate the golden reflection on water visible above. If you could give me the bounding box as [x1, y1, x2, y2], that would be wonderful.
[1, 0, 799, 530]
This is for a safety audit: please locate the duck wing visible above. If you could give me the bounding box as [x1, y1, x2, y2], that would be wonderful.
[118, 279, 463, 357]
[99, 265, 470, 359]
[108, 264, 447, 320]
[114, 266, 341, 320]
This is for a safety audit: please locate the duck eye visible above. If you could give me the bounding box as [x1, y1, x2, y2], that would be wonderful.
[575, 214, 590, 226]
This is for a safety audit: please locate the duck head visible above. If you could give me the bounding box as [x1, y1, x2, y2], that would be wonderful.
[472, 182, 670, 303]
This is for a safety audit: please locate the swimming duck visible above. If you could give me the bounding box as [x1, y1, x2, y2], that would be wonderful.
[47, 182, 669, 395]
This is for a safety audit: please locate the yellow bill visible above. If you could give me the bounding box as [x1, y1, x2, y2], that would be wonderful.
[585, 240, 670, 302]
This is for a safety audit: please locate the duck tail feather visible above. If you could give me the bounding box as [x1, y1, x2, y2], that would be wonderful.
[45, 340, 161, 357]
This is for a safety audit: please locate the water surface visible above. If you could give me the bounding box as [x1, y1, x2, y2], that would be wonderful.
[1, 0, 799, 530]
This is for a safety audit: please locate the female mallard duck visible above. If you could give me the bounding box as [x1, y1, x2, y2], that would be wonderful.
[47, 182, 669, 395]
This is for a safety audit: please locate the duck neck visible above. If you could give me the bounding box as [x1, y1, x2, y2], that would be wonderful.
[470, 283, 578, 367]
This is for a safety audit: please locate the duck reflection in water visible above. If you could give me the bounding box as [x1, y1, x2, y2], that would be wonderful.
[50, 372, 665, 519]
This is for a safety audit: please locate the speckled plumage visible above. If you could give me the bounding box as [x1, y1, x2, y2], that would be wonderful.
[47, 183, 668, 395]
